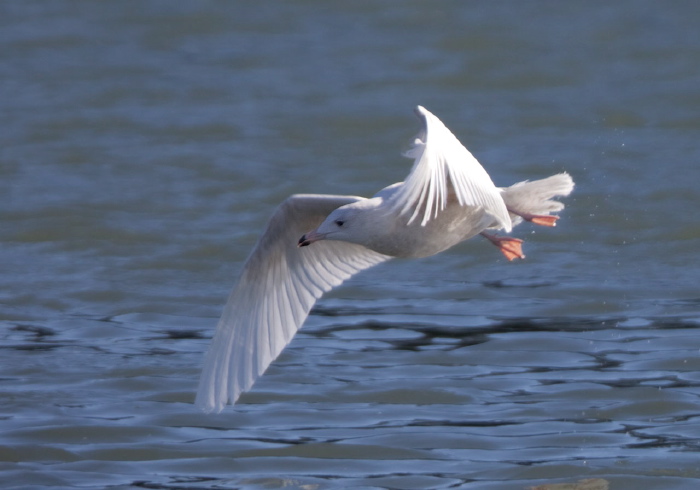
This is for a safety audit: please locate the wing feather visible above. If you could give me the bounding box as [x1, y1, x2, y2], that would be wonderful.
[196, 194, 390, 413]
[390, 106, 512, 231]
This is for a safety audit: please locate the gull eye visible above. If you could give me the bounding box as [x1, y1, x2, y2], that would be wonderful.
[334, 219, 345, 227]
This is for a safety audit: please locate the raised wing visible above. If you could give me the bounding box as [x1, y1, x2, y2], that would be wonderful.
[196, 194, 390, 413]
[389, 106, 512, 231]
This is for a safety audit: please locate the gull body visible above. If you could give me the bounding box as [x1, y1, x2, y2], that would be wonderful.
[299, 185, 496, 259]
[196, 106, 574, 413]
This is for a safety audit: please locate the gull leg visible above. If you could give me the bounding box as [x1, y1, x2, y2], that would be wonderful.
[509, 209, 559, 227]
[481, 232, 525, 261]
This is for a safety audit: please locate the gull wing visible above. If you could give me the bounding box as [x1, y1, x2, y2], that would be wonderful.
[389, 106, 512, 231]
[196, 194, 390, 413]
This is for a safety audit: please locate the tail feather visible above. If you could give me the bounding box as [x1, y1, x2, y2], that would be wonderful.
[500, 173, 574, 226]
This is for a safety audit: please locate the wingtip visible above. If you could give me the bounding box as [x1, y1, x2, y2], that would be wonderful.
[413, 106, 442, 132]
[414, 105, 428, 118]
[413, 105, 433, 136]
[195, 392, 225, 414]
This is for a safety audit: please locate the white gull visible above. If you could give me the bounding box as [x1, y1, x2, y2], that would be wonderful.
[196, 106, 574, 413]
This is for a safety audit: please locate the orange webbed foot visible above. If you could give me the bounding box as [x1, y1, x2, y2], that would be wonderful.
[481, 232, 525, 261]
[527, 214, 559, 227]
[508, 208, 560, 227]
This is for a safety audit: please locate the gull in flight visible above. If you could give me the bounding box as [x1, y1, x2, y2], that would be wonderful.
[196, 106, 574, 413]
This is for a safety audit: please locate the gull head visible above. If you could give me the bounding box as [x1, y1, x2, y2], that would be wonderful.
[298, 204, 371, 248]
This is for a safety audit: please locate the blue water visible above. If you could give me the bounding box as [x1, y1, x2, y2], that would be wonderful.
[2, 1, 700, 488]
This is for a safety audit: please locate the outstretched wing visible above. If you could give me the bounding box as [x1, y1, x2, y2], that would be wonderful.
[388, 106, 511, 231]
[196, 194, 390, 413]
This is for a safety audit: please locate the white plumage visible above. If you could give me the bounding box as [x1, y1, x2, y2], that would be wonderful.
[196, 106, 574, 413]
[392, 106, 511, 231]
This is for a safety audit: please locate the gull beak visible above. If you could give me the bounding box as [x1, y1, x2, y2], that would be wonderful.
[298, 229, 325, 247]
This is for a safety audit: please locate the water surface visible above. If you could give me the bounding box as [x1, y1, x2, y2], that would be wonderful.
[2, 2, 700, 488]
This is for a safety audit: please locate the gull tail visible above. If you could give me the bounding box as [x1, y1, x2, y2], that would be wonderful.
[500, 173, 574, 227]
